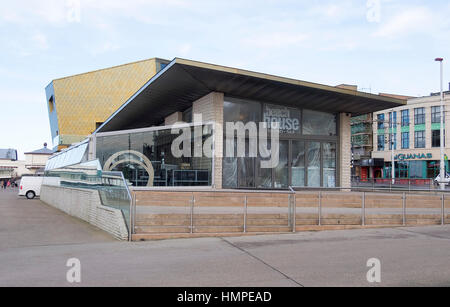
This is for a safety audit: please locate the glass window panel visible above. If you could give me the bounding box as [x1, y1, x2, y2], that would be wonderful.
[238, 157, 255, 188]
[263, 104, 301, 134]
[224, 98, 261, 124]
[97, 125, 213, 187]
[307, 142, 321, 187]
[401, 132, 409, 149]
[409, 161, 424, 179]
[401, 110, 409, 127]
[377, 114, 385, 129]
[414, 108, 425, 125]
[415, 130, 425, 148]
[291, 141, 305, 187]
[322, 143, 336, 188]
[303, 110, 337, 136]
[377, 134, 385, 151]
[431, 106, 445, 124]
[432, 130, 445, 147]
[274, 140, 289, 188]
[223, 138, 238, 189]
[257, 140, 273, 188]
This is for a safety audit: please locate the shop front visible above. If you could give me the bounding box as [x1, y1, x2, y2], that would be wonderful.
[375, 151, 449, 183]
[222, 97, 338, 189]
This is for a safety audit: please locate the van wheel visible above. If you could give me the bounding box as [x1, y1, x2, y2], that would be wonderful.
[26, 191, 36, 200]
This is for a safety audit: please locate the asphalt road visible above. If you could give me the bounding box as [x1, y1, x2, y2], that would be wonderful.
[1, 189, 449, 287]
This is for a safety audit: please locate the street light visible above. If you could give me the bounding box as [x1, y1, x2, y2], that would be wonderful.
[435, 58, 445, 190]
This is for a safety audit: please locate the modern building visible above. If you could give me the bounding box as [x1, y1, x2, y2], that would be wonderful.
[372, 88, 450, 181]
[45, 58, 170, 150]
[46, 58, 405, 190]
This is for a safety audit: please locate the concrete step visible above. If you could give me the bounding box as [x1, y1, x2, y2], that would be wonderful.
[247, 219, 288, 226]
[295, 219, 319, 225]
[135, 226, 191, 234]
[194, 226, 243, 233]
[406, 219, 442, 226]
[365, 219, 403, 226]
[246, 226, 292, 233]
[135, 219, 190, 227]
[320, 218, 362, 226]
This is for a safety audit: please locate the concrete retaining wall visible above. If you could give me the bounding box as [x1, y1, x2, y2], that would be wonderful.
[40, 185, 129, 240]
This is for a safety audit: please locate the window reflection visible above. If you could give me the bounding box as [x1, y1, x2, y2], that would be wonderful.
[307, 142, 321, 187]
[292, 141, 305, 187]
[323, 143, 336, 188]
[303, 109, 337, 136]
[97, 125, 213, 187]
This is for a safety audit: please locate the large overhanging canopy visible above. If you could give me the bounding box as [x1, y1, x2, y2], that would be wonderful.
[96, 58, 405, 133]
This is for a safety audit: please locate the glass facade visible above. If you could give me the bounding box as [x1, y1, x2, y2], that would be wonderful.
[96, 124, 213, 187]
[222, 97, 338, 189]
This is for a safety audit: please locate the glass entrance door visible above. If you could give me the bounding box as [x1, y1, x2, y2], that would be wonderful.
[237, 139, 337, 189]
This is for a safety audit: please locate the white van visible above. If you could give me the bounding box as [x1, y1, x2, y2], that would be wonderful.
[18, 176, 44, 199]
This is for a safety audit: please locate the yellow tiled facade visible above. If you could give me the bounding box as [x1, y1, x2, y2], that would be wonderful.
[46, 58, 169, 149]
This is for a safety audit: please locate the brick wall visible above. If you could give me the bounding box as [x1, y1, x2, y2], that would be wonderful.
[193, 92, 224, 189]
[164, 112, 183, 126]
[40, 185, 129, 240]
[339, 113, 352, 188]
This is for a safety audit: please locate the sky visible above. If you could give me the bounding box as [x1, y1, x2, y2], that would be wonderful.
[0, 0, 449, 159]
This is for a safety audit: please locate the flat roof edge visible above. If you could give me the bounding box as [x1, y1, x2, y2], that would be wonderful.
[174, 58, 407, 106]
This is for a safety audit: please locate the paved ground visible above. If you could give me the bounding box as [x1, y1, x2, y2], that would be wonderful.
[1, 189, 450, 287]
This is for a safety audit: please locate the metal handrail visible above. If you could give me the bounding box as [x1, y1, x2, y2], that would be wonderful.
[130, 186, 448, 237]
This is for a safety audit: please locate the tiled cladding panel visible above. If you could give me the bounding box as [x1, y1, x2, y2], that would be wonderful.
[53, 59, 158, 142]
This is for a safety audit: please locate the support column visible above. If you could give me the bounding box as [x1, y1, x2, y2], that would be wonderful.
[339, 113, 352, 189]
[193, 92, 224, 189]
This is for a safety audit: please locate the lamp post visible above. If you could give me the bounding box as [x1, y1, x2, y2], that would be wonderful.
[435, 58, 445, 190]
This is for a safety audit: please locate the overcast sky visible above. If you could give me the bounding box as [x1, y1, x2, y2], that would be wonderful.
[1, 0, 449, 159]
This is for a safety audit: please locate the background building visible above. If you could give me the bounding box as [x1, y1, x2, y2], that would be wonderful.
[372, 87, 450, 180]
[351, 113, 375, 181]
[45, 58, 170, 151]
[0, 144, 54, 180]
[24, 143, 54, 174]
[0, 149, 20, 181]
